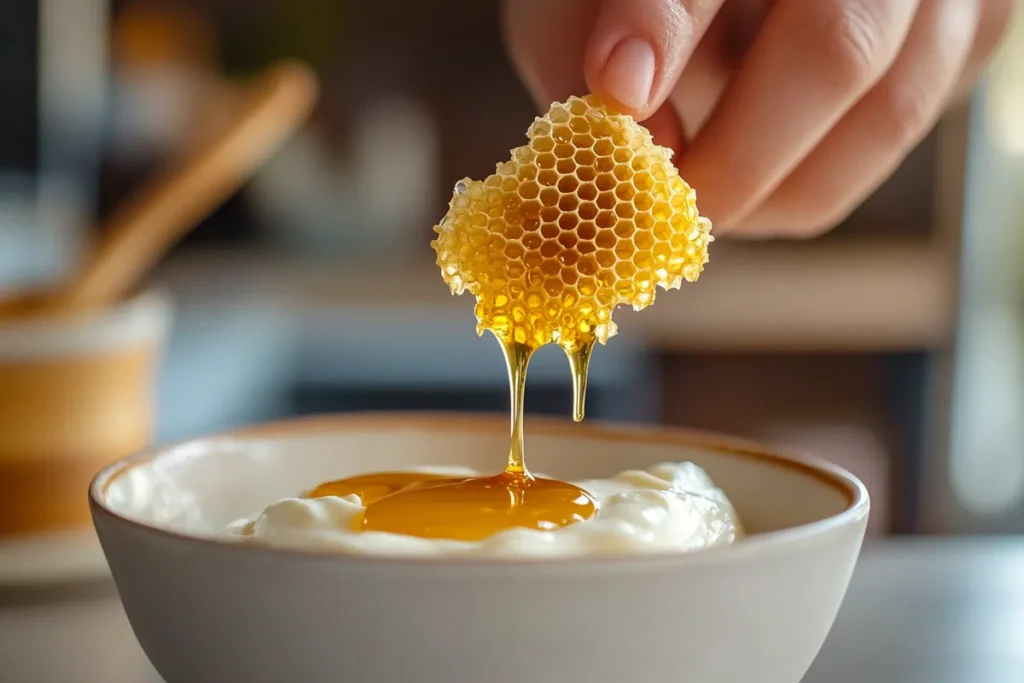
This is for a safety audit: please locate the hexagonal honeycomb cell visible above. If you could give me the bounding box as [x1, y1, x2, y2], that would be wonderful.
[432, 95, 712, 352]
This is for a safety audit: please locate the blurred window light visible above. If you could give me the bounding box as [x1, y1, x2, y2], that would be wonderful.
[950, 308, 1024, 516]
[986, 0, 1024, 155]
[948, 4, 1024, 523]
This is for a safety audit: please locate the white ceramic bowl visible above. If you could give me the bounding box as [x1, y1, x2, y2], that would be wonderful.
[91, 413, 869, 683]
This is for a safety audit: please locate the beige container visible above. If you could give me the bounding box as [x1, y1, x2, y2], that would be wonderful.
[0, 292, 171, 537]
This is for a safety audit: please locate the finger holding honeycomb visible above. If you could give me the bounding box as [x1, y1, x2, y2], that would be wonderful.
[432, 95, 712, 353]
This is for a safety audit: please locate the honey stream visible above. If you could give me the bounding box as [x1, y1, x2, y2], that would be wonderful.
[307, 336, 597, 541]
[301, 96, 712, 542]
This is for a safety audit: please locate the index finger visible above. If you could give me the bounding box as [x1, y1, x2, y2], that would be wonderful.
[583, 0, 729, 119]
[504, 0, 727, 121]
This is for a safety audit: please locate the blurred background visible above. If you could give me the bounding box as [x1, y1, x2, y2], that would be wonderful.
[0, 0, 1021, 545]
[0, 2, 1023, 683]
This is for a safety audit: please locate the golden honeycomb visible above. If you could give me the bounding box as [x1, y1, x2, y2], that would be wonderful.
[431, 95, 712, 352]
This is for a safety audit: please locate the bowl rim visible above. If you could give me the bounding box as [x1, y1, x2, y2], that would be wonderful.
[89, 412, 870, 568]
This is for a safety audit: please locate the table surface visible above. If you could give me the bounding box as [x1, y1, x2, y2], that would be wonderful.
[1, 538, 1022, 683]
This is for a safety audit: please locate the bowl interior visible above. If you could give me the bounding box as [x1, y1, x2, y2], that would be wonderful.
[97, 414, 862, 538]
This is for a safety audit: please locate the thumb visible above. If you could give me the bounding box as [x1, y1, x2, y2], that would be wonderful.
[584, 0, 725, 120]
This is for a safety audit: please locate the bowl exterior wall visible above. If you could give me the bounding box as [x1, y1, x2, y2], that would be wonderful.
[95, 509, 867, 683]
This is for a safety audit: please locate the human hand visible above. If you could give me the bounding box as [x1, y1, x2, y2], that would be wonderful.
[504, 0, 1014, 237]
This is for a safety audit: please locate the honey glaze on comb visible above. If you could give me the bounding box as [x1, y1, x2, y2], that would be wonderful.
[431, 94, 712, 350]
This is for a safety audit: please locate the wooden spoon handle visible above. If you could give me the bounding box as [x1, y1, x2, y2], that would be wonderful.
[56, 60, 319, 313]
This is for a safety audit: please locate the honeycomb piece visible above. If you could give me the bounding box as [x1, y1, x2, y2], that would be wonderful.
[431, 95, 712, 351]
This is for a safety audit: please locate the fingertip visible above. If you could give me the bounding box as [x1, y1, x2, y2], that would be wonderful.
[584, 0, 712, 120]
[586, 36, 658, 117]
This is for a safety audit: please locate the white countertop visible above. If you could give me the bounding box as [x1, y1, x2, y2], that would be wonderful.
[2, 538, 1022, 683]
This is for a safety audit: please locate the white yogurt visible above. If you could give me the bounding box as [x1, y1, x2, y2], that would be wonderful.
[229, 462, 742, 557]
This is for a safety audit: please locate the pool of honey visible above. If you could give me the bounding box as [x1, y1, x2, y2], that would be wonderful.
[302, 337, 598, 542]
[308, 471, 595, 541]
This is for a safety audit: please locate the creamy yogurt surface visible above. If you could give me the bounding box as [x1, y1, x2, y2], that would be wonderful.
[228, 462, 742, 557]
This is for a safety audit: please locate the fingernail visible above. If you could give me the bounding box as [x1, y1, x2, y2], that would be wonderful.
[601, 37, 656, 112]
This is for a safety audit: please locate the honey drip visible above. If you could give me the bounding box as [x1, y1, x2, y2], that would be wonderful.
[501, 337, 531, 474]
[566, 340, 596, 423]
[303, 96, 711, 543]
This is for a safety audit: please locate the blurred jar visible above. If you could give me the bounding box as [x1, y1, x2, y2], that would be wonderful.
[0, 292, 172, 537]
